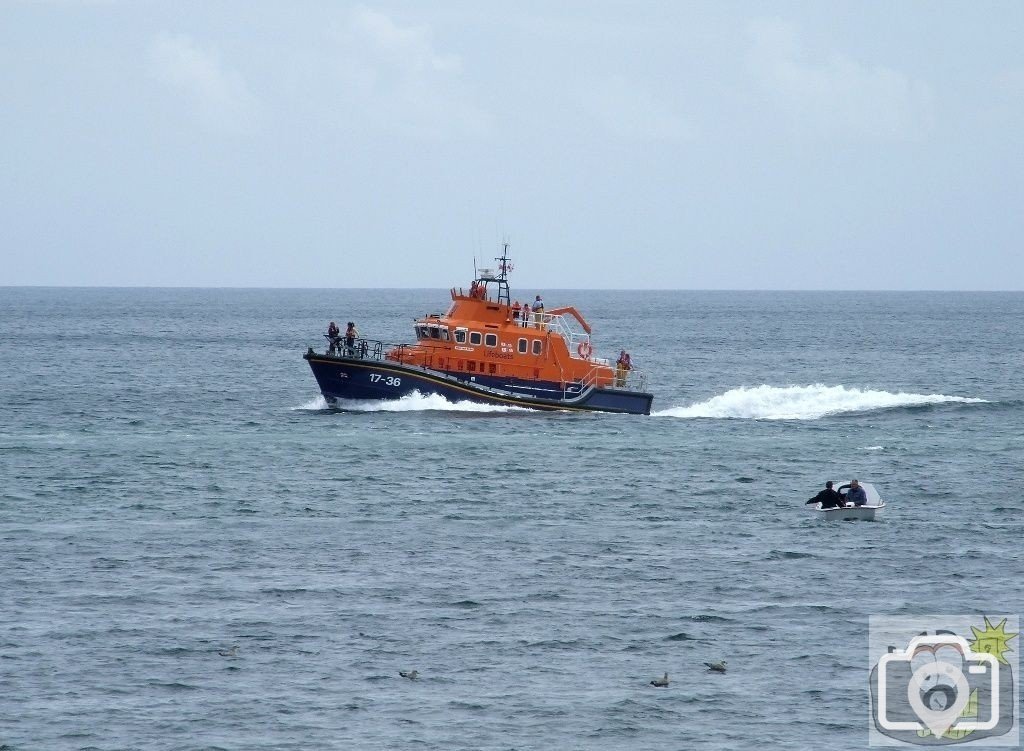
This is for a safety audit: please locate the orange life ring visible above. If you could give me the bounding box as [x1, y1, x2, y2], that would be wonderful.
[577, 341, 592, 358]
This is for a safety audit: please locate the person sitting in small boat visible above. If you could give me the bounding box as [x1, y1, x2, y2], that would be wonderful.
[846, 479, 868, 506]
[806, 480, 844, 509]
[326, 321, 341, 355]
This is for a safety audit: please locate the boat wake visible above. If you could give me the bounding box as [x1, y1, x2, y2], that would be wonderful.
[653, 384, 986, 420]
[293, 391, 524, 413]
[292, 396, 331, 411]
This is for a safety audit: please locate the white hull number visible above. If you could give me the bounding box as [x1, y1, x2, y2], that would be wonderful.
[369, 373, 402, 387]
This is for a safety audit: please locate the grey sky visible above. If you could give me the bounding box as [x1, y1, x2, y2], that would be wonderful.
[2, 1, 1022, 289]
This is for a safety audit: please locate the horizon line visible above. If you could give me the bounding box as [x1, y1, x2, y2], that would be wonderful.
[2, 285, 1023, 293]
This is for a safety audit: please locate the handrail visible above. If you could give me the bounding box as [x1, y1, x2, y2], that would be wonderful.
[572, 364, 648, 393]
[519, 311, 592, 358]
[544, 305, 592, 334]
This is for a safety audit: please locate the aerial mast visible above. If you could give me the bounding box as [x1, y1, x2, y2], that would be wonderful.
[494, 242, 513, 307]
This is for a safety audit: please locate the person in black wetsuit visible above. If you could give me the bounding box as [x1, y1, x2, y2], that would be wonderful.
[806, 480, 845, 509]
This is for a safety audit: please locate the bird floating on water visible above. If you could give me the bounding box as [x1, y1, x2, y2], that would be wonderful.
[650, 672, 669, 688]
[704, 661, 727, 673]
[218, 645, 239, 658]
[399, 670, 419, 680]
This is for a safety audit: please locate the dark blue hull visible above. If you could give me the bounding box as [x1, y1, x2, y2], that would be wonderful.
[304, 353, 653, 415]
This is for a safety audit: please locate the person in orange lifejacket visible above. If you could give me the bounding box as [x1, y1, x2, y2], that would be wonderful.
[512, 300, 521, 323]
[615, 350, 632, 386]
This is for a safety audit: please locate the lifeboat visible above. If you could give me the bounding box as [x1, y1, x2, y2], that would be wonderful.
[303, 245, 654, 414]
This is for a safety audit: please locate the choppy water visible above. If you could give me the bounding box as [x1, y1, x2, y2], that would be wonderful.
[1, 288, 1022, 750]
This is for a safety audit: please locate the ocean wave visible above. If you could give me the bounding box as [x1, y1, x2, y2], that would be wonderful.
[653, 384, 987, 420]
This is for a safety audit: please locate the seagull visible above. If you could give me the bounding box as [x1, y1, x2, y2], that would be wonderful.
[218, 645, 239, 658]
[399, 670, 419, 680]
[650, 672, 669, 688]
[704, 660, 727, 673]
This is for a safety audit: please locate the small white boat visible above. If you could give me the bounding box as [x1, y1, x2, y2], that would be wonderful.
[812, 481, 886, 521]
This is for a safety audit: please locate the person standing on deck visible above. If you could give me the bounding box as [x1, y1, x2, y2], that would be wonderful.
[533, 295, 544, 328]
[521, 301, 531, 328]
[326, 321, 341, 355]
[615, 350, 632, 387]
[345, 322, 358, 355]
[512, 300, 521, 324]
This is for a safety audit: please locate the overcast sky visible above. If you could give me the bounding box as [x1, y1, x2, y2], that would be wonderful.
[2, 1, 1022, 289]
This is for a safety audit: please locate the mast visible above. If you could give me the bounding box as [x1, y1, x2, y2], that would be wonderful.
[494, 242, 512, 307]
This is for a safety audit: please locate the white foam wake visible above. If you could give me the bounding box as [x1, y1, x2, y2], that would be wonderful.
[292, 396, 330, 411]
[293, 391, 522, 413]
[653, 384, 986, 420]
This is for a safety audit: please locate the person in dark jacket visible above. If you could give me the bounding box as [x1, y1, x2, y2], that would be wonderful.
[805, 480, 844, 509]
[326, 321, 341, 355]
[846, 479, 868, 506]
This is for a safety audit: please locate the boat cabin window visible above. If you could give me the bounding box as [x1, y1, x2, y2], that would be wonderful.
[440, 328, 450, 341]
[428, 326, 441, 339]
[532, 340, 542, 355]
[518, 338, 527, 353]
[416, 325, 431, 339]
[484, 333, 497, 347]
[469, 332, 482, 346]
[454, 328, 467, 344]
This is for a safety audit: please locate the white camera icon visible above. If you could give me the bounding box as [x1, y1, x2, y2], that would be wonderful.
[878, 633, 1000, 735]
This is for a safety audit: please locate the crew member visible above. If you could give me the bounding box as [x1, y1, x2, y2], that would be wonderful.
[345, 322, 358, 355]
[615, 350, 632, 387]
[326, 321, 341, 355]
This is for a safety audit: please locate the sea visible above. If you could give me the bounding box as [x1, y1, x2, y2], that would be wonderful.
[1, 288, 1022, 750]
